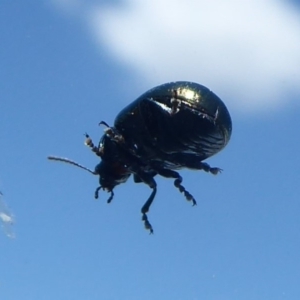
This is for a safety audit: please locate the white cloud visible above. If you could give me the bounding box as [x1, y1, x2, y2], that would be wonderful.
[0, 212, 13, 223]
[52, 0, 300, 114]
[0, 194, 15, 239]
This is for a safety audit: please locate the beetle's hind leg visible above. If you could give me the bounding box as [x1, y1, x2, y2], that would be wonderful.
[198, 162, 222, 175]
[188, 161, 222, 175]
[157, 169, 196, 206]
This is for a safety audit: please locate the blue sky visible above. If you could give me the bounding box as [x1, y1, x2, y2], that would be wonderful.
[1, 1, 300, 299]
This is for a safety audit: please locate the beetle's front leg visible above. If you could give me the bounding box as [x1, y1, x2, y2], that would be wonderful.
[94, 186, 114, 203]
[141, 186, 156, 234]
[136, 172, 157, 234]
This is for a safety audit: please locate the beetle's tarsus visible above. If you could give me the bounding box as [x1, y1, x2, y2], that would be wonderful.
[107, 190, 114, 203]
[200, 162, 222, 175]
[184, 190, 197, 206]
[94, 186, 101, 199]
[142, 213, 154, 234]
[94, 186, 114, 203]
[210, 167, 222, 175]
[141, 186, 157, 233]
[174, 177, 196, 205]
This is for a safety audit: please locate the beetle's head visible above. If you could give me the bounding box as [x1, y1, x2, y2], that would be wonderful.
[48, 122, 131, 203]
[94, 160, 130, 201]
[47, 155, 130, 203]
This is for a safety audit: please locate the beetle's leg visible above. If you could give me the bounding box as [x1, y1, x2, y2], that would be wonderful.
[94, 186, 114, 203]
[107, 190, 114, 203]
[136, 172, 157, 234]
[182, 159, 222, 175]
[133, 172, 157, 183]
[196, 162, 222, 175]
[141, 187, 157, 234]
[94, 186, 102, 199]
[157, 169, 196, 206]
[85, 133, 103, 157]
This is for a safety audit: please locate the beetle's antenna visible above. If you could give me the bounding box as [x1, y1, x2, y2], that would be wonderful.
[48, 156, 97, 175]
[99, 120, 110, 128]
[98, 121, 125, 144]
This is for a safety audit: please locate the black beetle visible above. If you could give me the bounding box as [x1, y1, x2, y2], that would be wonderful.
[48, 81, 232, 233]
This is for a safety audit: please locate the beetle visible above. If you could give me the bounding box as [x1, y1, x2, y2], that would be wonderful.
[48, 81, 232, 233]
